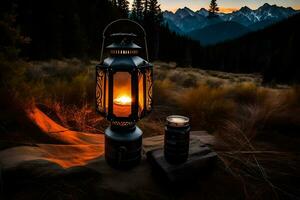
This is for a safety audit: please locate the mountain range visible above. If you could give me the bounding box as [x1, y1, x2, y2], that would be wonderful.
[163, 3, 299, 45]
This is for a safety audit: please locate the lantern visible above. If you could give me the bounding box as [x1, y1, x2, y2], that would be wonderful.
[96, 19, 153, 169]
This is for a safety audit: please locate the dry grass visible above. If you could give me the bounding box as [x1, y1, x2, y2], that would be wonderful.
[210, 86, 300, 199]
[177, 84, 235, 131]
[10, 59, 299, 139]
[38, 101, 107, 134]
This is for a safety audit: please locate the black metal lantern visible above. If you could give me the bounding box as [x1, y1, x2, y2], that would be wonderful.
[96, 19, 153, 169]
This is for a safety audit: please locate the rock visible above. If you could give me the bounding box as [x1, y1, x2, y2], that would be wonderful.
[146, 142, 217, 182]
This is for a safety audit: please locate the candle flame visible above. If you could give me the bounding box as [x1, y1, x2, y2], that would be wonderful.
[114, 96, 132, 105]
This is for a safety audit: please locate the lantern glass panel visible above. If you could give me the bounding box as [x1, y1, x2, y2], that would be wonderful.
[145, 68, 153, 111]
[96, 68, 106, 113]
[138, 71, 144, 117]
[113, 72, 132, 117]
[105, 73, 109, 112]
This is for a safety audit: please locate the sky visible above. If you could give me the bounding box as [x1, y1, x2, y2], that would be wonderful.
[128, 0, 300, 13]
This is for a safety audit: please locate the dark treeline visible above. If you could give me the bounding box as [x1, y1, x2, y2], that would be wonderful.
[0, 0, 299, 83]
[201, 13, 300, 84]
[1, 0, 123, 59]
[0, 0, 201, 66]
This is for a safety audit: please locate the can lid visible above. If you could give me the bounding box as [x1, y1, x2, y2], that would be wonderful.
[166, 115, 190, 128]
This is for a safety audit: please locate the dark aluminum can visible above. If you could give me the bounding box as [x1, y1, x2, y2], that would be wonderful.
[164, 115, 190, 164]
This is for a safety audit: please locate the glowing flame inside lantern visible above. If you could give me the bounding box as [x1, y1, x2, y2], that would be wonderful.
[113, 95, 132, 106]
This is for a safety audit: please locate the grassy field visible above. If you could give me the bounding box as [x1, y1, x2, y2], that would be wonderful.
[3, 58, 299, 139]
[1, 59, 300, 199]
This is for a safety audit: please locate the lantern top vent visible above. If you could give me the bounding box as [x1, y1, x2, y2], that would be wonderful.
[106, 32, 141, 56]
[100, 19, 149, 61]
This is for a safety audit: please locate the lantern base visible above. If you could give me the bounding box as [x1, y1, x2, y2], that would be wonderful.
[104, 125, 142, 169]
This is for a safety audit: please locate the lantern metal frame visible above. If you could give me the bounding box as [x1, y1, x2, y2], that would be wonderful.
[95, 19, 153, 169]
[96, 19, 153, 125]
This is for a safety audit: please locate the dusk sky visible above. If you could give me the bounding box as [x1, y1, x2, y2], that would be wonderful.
[128, 0, 300, 13]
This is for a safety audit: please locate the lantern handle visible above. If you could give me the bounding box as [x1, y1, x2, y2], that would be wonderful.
[100, 19, 149, 62]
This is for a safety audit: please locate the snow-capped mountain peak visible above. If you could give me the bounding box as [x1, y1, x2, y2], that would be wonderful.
[260, 3, 272, 10]
[239, 6, 252, 13]
[175, 7, 195, 18]
[196, 8, 209, 17]
[163, 3, 298, 41]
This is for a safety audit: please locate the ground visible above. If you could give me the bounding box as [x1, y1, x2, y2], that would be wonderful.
[0, 59, 299, 199]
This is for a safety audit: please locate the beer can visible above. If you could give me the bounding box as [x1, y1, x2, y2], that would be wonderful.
[164, 115, 190, 164]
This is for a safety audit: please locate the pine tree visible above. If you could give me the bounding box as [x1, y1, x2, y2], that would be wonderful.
[144, 0, 149, 16]
[111, 0, 117, 6]
[145, 0, 162, 24]
[131, 0, 144, 21]
[208, 0, 219, 17]
[144, 0, 163, 59]
[117, 0, 129, 17]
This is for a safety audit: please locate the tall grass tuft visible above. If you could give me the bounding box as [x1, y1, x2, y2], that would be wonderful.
[177, 84, 236, 132]
[153, 79, 177, 106]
